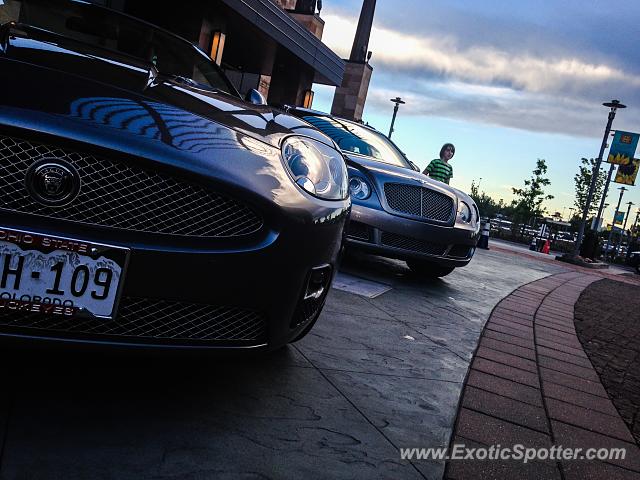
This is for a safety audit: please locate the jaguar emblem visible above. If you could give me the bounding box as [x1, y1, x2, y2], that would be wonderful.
[25, 159, 80, 206]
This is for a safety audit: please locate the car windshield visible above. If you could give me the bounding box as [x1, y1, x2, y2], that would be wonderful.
[0, 0, 238, 95]
[303, 115, 412, 169]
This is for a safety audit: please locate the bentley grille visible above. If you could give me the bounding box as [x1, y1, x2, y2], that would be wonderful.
[383, 183, 454, 223]
[0, 135, 263, 237]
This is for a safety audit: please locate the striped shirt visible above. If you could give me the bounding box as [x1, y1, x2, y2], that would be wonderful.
[424, 158, 453, 184]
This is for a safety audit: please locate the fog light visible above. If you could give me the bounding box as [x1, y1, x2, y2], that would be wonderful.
[304, 265, 332, 300]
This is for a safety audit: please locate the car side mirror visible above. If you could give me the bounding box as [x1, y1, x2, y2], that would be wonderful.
[245, 88, 267, 106]
[409, 161, 420, 172]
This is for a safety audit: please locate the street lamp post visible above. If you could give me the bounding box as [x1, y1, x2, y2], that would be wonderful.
[388, 97, 405, 139]
[595, 162, 616, 231]
[606, 186, 627, 260]
[613, 201, 635, 259]
[573, 100, 626, 257]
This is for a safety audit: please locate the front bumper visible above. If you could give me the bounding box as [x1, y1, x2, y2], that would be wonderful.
[345, 203, 479, 267]
[0, 207, 347, 350]
[0, 126, 349, 351]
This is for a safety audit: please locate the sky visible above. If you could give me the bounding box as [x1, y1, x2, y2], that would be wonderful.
[311, 0, 640, 226]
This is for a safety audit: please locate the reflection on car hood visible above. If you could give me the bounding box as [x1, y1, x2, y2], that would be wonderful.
[0, 33, 333, 150]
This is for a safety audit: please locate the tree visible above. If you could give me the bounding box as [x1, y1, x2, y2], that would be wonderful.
[511, 159, 554, 224]
[573, 157, 606, 218]
[469, 180, 507, 218]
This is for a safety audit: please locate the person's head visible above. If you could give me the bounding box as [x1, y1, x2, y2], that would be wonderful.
[440, 143, 455, 161]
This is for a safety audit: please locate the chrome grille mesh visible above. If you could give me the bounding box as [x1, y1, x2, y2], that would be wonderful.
[381, 231, 447, 256]
[0, 297, 267, 343]
[0, 135, 263, 237]
[383, 183, 454, 222]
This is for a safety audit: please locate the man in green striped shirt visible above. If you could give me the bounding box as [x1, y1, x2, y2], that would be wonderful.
[423, 143, 454, 184]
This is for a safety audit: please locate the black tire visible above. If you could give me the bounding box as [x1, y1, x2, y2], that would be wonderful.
[406, 259, 455, 278]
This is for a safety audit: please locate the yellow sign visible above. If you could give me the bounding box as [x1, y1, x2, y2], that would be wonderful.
[614, 158, 640, 186]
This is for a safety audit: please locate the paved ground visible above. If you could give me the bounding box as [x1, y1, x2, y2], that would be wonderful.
[446, 272, 640, 480]
[0, 247, 565, 480]
[575, 279, 640, 444]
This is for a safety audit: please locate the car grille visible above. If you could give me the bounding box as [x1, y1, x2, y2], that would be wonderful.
[346, 221, 373, 242]
[0, 297, 267, 344]
[383, 183, 454, 222]
[381, 231, 447, 256]
[0, 135, 263, 237]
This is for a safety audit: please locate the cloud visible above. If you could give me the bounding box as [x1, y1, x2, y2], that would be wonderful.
[364, 79, 603, 138]
[323, 14, 640, 95]
[321, 13, 640, 137]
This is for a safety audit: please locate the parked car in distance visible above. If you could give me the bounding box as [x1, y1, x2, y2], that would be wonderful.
[289, 108, 480, 278]
[628, 251, 640, 274]
[556, 231, 575, 242]
[0, 0, 350, 350]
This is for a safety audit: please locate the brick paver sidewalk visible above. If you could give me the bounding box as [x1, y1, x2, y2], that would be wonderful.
[445, 271, 640, 480]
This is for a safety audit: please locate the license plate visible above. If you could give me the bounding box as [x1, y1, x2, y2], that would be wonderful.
[0, 228, 129, 319]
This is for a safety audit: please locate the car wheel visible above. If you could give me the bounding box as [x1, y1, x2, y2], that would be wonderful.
[406, 259, 455, 278]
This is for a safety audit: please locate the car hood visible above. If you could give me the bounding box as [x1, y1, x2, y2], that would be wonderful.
[344, 153, 475, 205]
[0, 29, 332, 150]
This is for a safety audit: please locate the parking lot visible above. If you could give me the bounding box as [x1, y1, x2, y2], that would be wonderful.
[0, 248, 568, 480]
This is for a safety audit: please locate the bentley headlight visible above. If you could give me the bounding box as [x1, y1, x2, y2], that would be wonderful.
[282, 137, 348, 200]
[348, 177, 371, 200]
[457, 201, 472, 223]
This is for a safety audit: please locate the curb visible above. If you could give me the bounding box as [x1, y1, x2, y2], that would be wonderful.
[445, 272, 640, 479]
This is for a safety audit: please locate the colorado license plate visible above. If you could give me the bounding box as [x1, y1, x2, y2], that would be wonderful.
[0, 228, 129, 319]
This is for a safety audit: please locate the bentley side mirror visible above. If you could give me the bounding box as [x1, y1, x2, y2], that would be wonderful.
[409, 161, 420, 172]
[245, 89, 267, 106]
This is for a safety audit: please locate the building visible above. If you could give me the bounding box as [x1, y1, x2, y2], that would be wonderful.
[89, 0, 344, 109]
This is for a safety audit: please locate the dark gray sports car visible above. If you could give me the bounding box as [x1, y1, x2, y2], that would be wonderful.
[0, 0, 350, 350]
[290, 109, 480, 277]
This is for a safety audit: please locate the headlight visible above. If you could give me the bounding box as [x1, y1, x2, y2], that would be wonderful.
[457, 201, 472, 223]
[282, 136, 348, 200]
[348, 177, 371, 200]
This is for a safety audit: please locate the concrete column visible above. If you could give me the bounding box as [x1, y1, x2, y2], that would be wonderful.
[330, 61, 372, 122]
[350, 0, 376, 63]
[289, 12, 325, 39]
[331, 0, 376, 121]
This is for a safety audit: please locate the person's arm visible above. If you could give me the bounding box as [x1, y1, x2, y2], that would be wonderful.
[423, 160, 435, 175]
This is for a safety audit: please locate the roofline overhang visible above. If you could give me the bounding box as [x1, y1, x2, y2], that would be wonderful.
[219, 0, 345, 86]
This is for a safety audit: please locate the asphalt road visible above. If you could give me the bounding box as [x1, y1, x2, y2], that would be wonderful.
[0, 248, 567, 480]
